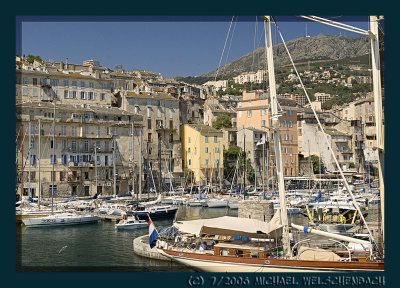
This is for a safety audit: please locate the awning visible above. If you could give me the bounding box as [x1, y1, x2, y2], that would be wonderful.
[173, 210, 282, 238]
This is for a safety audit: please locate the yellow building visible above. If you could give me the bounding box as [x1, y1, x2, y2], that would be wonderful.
[181, 124, 223, 185]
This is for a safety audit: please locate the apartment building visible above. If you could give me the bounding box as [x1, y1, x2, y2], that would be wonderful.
[300, 123, 354, 173]
[237, 128, 268, 186]
[203, 97, 237, 127]
[16, 67, 113, 107]
[181, 124, 223, 185]
[16, 101, 143, 199]
[314, 92, 331, 103]
[121, 91, 183, 188]
[233, 70, 267, 84]
[236, 90, 298, 177]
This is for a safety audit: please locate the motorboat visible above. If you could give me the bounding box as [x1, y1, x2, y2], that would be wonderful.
[115, 217, 147, 230]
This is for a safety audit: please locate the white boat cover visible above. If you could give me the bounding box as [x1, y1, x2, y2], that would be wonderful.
[173, 210, 282, 238]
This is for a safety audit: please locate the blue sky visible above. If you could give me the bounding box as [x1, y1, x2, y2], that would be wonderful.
[18, 16, 373, 78]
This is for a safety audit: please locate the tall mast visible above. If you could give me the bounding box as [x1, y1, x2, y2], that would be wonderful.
[131, 121, 135, 198]
[51, 96, 56, 215]
[38, 119, 41, 209]
[113, 138, 116, 197]
[243, 132, 246, 199]
[264, 16, 291, 258]
[28, 122, 31, 198]
[369, 16, 384, 243]
[139, 128, 142, 200]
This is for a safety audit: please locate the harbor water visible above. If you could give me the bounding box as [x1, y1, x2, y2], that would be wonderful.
[16, 205, 379, 272]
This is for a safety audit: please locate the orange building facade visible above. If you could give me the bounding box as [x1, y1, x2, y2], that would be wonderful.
[236, 90, 298, 177]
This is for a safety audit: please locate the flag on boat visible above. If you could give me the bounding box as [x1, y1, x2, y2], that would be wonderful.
[148, 215, 158, 249]
[256, 136, 266, 146]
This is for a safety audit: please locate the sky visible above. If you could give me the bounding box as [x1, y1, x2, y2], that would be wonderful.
[17, 16, 374, 78]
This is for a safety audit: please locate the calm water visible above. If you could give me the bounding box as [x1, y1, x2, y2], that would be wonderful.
[17, 205, 378, 272]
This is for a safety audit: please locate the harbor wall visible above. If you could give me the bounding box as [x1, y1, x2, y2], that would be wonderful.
[133, 235, 170, 261]
[238, 200, 274, 222]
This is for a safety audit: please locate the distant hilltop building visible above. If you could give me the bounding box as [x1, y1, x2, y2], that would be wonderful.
[314, 92, 331, 103]
[203, 80, 228, 90]
[83, 59, 100, 67]
[233, 70, 266, 85]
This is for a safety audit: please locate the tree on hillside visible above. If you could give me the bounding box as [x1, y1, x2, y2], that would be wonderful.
[212, 114, 233, 129]
[26, 55, 43, 64]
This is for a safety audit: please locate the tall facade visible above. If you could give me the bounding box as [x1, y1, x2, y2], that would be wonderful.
[16, 102, 142, 198]
[236, 90, 298, 177]
[181, 124, 223, 185]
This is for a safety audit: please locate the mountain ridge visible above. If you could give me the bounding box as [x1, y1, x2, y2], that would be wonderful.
[200, 34, 370, 78]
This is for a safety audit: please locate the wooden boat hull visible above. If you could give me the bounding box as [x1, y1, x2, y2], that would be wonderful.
[159, 249, 384, 272]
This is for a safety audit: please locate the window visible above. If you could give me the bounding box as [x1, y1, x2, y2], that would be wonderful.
[188, 147, 191, 153]
[61, 126, 66, 136]
[261, 120, 266, 127]
[64, 80, 69, 87]
[188, 137, 191, 143]
[215, 160, 219, 168]
[147, 99, 151, 106]
[53, 79, 59, 86]
[84, 141, 89, 152]
[80, 91, 86, 99]
[105, 141, 109, 151]
[72, 81, 77, 88]
[147, 107, 151, 118]
[134, 106, 139, 114]
[96, 126, 100, 137]
[214, 136, 218, 143]
[205, 136, 209, 143]
[169, 109, 173, 119]
[32, 78, 38, 85]
[148, 119, 152, 129]
[188, 159, 191, 166]
[64, 90, 69, 99]
[33, 88, 38, 97]
[50, 154, 57, 164]
[81, 81, 85, 88]
[205, 159, 209, 166]
[215, 147, 219, 153]
[22, 87, 28, 96]
[219, 249, 229, 256]
[205, 147, 208, 153]
[238, 111, 242, 118]
[148, 133, 152, 142]
[71, 141, 77, 152]
[72, 91, 77, 99]
[129, 141, 133, 151]
[157, 107, 162, 118]
[100, 93, 105, 101]
[247, 110, 252, 117]
[112, 127, 118, 136]
[101, 83, 106, 90]
[89, 82, 94, 89]
[88, 92, 94, 100]
[234, 250, 244, 257]
[71, 126, 77, 136]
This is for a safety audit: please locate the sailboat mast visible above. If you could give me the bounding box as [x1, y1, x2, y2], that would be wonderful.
[139, 128, 142, 200]
[263, 16, 291, 258]
[113, 138, 116, 197]
[131, 122, 135, 198]
[369, 16, 384, 243]
[51, 98, 56, 215]
[38, 118, 41, 209]
[28, 122, 31, 198]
